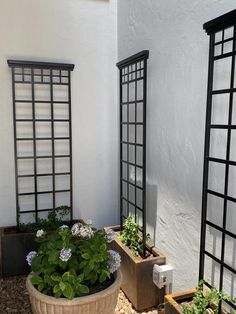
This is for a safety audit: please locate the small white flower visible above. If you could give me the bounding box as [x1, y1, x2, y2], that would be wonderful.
[36, 229, 44, 237]
[104, 228, 116, 243]
[26, 251, 37, 266]
[71, 222, 94, 239]
[108, 250, 121, 273]
[59, 248, 72, 262]
[60, 225, 69, 230]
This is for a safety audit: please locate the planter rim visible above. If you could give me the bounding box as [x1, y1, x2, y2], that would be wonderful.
[26, 269, 122, 306]
[165, 288, 196, 313]
[114, 234, 165, 264]
[165, 288, 196, 301]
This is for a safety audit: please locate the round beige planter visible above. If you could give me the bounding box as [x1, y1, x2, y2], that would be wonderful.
[26, 270, 122, 314]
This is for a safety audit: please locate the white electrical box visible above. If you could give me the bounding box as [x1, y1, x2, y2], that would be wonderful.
[153, 264, 174, 289]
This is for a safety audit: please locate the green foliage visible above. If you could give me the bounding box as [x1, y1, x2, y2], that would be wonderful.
[29, 224, 111, 299]
[119, 215, 141, 256]
[19, 206, 70, 233]
[182, 280, 236, 314]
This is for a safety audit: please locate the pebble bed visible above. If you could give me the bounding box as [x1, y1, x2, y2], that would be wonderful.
[0, 276, 164, 314]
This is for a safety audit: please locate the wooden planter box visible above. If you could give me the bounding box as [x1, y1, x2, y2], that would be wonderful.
[0, 226, 38, 277]
[165, 289, 196, 314]
[109, 228, 166, 311]
[165, 289, 228, 314]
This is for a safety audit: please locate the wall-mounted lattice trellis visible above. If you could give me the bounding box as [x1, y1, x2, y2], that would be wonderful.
[200, 10, 236, 312]
[8, 60, 75, 228]
[116, 51, 149, 258]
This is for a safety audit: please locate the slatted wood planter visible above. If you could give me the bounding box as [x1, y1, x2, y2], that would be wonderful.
[0, 226, 38, 277]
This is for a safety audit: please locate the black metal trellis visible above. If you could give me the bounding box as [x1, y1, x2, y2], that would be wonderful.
[116, 50, 149, 258]
[200, 10, 236, 312]
[8, 60, 75, 228]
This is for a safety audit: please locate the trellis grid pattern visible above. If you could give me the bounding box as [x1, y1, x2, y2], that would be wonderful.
[201, 10, 236, 312]
[8, 60, 74, 228]
[117, 51, 149, 257]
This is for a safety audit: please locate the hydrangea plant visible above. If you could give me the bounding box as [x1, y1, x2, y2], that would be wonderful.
[26, 222, 120, 299]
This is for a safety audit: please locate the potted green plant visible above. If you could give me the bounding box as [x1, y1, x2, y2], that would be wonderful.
[0, 206, 72, 277]
[26, 221, 122, 314]
[119, 215, 142, 256]
[164, 280, 236, 314]
[108, 215, 166, 311]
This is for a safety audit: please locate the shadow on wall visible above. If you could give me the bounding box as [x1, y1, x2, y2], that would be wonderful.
[146, 181, 158, 247]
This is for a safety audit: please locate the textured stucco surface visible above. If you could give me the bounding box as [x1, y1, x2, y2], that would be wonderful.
[0, 0, 118, 228]
[118, 0, 236, 292]
[0, 0, 235, 297]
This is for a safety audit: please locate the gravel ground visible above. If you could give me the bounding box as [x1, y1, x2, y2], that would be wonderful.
[0, 276, 31, 314]
[0, 276, 164, 314]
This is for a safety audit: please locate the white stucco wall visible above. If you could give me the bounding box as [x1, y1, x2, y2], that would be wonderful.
[0, 0, 118, 228]
[1, 0, 235, 297]
[118, 0, 236, 292]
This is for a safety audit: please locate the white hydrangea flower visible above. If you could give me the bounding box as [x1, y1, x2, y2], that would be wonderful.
[59, 248, 72, 262]
[85, 219, 92, 225]
[104, 227, 116, 243]
[26, 251, 37, 266]
[60, 225, 69, 230]
[36, 229, 44, 237]
[71, 222, 94, 239]
[108, 250, 121, 274]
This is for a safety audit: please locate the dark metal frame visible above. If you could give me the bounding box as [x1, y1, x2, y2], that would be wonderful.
[200, 10, 236, 312]
[8, 60, 75, 228]
[117, 50, 149, 258]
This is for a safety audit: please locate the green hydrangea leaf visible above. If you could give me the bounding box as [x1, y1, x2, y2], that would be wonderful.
[59, 281, 66, 291]
[78, 284, 89, 294]
[48, 250, 58, 264]
[31, 275, 43, 285]
[51, 275, 61, 282]
[100, 243, 106, 252]
[53, 284, 62, 298]
[63, 283, 74, 299]
[31, 255, 42, 272]
[77, 273, 84, 283]
[99, 270, 108, 283]
[82, 253, 90, 260]
[62, 271, 75, 283]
